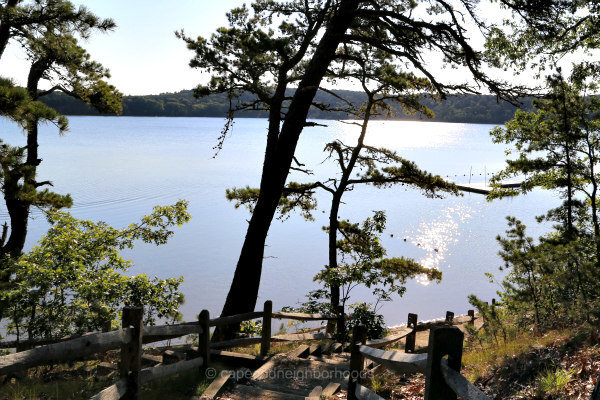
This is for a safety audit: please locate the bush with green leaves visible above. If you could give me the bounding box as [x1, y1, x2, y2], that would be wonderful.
[2, 200, 190, 340]
[345, 302, 386, 340]
[471, 216, 600, 336]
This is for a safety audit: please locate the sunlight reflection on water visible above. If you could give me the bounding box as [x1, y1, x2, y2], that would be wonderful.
[401, 203, 478, 284]
[335, 120, 466, 149]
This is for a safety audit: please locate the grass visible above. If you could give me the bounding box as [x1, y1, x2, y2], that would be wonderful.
[534, 366, 577, 397]
[461, 328, 574, 382]
[0, 362, 118, 400]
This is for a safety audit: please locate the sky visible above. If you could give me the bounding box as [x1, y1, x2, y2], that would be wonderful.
[0, 0, 247, 95]
[0, 1, 557, 96]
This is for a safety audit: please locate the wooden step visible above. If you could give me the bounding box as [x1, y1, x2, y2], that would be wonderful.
[306, 385, 322, 399]
[226, 384, 306, 400]
[330, 343, 343, 353]
[322, 382, 341, 397]
[198, 370, 232, 400]
[287, 344, 310, 358]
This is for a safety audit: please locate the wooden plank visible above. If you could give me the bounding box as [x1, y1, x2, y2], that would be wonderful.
[322, 382, 341, 397]
[141, 354, 162, 367]
[365, 328, 412, 349]
[209, 350, 266, 368]
[415, 314, 473, 331]
[0, 332, 103, 349]
[251, 380, 312, 398]
[228, 384, 305, 400]
[356, 384, 385, 400]
[320, 342, 332, 355]
[210, 337, 262, 349]
[440, 359, 491, 400]
[209, 312, 263, 327]
[358, 345, 427, 375]
[307, 385, 322, 399]
[0, 329, 131, 376]
[330, 343, 343, 353]
[288, 345, 310, 358]
[308, 344, 322, 357]
[162, 350, 185, 364]
[200, 370, 232, 399]
[271, 311, 336, 321]
[251, 358, 278, 380]
[271, 332, 332, 341]
[292, 326, 326, 334]
[89, 378, 128, 400]
[138, 356, 204, 384]
[143, 323, 202, 343]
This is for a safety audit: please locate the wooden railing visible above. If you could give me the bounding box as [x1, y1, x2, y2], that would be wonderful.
[348, 310, 489, 400]
[0, 300, 337, 399]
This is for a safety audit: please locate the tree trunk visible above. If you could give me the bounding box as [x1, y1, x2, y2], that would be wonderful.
[0, 0, 19, 60]
[216, 0, 360, 339]
[0, 59, 43, 259]
[327, 95, 373, 318]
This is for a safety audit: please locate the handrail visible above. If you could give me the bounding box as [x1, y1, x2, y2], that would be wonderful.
[365, 328, 412, 349]
[141, 324, 203, 344]
[0, 328, 132, 376]
[350, 311, 485, 400]
[358, 345, 427, 375]
[271, 311, 337, 321]
[440, 358, 491, 400]
[139, 356, 205, 384]
[209, 312, 264, 327]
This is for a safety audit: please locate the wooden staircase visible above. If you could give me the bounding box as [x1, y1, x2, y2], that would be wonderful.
[216, 342, 349, 400]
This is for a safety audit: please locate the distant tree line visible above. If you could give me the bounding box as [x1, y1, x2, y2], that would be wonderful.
[39, 89, 533, 124]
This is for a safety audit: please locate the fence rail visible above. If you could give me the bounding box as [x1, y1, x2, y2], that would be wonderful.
[0, 302, 495, 400]
[0, 300, 338, 399]
[349, 314, 491, 400]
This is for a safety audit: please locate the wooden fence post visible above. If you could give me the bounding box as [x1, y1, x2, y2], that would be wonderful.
[261, 300, 272, 357]
[120, 307, 143, 400]
[348, 325, 367, 400]
[468, 310, 475, 327]
[102, 320, 112, 333]
[405, 313, 417, 353]
[336, 305, 345, 339]
[445, 311, 454, 325]
[199, 310, 210, 368]
[424, 326, 464, 400]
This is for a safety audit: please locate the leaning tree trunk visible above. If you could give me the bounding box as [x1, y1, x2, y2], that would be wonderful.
[216, 0, 360, 340]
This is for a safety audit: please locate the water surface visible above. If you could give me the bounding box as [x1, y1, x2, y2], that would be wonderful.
[0, 117, 557, 326]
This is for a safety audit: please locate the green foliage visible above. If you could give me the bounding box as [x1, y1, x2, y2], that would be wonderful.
[226, 182, 318, 221]
[2, 201, 190, 340]
[535, 366, 577, 398]
[39, 89, 533, 124]
[474, 217, 600, 333]
[316, 211, 441, 308]
[0, 78, 68, 132]
[236, 320, 263, 338]
[485, 75, 600, 333]
[345, 302, 386, 340]
[0, 0, 122, 260]
[488, 74, 600, 238]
